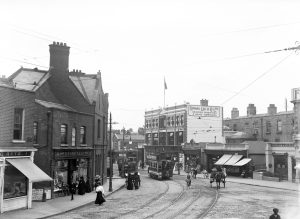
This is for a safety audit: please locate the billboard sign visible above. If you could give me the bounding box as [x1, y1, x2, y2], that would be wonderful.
[188, 105, 221, 117]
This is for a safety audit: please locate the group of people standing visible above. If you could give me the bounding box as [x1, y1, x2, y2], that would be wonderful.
[126, 172, 141, 190]
[70, 176, 92, 200]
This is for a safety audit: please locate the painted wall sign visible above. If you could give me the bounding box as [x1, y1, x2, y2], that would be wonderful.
[188, 106, 221, 117]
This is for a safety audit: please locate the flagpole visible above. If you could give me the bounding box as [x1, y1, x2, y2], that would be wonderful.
[164, 77, 167, 109]
[164, 84, 165, 108]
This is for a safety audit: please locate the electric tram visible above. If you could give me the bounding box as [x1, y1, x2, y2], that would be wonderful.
[147, 152, 175, 180]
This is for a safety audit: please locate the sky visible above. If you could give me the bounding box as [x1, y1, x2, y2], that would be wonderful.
[1, 0, 300, 132]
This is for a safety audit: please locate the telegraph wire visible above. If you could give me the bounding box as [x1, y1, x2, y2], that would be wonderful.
[220, 52, 293, 106]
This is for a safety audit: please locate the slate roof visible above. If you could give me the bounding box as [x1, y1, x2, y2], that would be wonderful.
[8, 68, 50, 91]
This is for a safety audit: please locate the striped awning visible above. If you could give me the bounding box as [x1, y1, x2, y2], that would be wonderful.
[233, 158, 252, 166]
[214, 154, 233, 165]
[223, 155, 243, 166]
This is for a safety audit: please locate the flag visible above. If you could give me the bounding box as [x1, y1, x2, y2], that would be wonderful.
[164, 77, 167, 90]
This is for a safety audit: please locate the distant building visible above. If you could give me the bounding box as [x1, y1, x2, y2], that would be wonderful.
[224, 104, 295, 142]
[144, 99, 224, 146]
[113, 132, 145, 164]
[144, 100, 224, 167]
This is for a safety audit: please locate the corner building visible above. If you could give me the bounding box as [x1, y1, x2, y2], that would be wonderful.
[6, 42, 109, 200]
[144, 100, 224, 167]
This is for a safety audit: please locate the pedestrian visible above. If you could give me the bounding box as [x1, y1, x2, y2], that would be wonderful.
[85, 177, 92, 193]
[134, 172, 140, 189]
[269, 208, 281, 219]
[95, 182, 106, 205]
[69, 182, 76, 201]
[186, 173, 191, 189]
[78, 176, 86, 195]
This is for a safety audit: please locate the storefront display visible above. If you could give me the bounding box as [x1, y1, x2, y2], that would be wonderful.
[3, 165, 27, 199]
[54, 160, 68, 191]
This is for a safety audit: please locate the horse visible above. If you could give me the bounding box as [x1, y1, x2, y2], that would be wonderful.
[210, 171, 225, 189]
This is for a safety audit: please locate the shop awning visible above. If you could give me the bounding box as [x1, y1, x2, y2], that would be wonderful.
[223, 154, 243, 166]
[233, 158, 252, 166]
[6, 158, 53, 182]
[214, 154, 233, 165]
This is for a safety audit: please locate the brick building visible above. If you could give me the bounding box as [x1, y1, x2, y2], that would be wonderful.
[144, 100, 224, 169]
[224, 103, 295, 142]
[3, 42, 109, 203]
[0, 82, 52, 212]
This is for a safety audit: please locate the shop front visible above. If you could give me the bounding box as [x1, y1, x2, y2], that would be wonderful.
[53, 149, 92, 197]
[0, 148, 52, 213]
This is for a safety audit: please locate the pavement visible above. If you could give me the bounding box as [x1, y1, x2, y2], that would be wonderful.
[1, 169, 299, 219]
[0, 175, 126, 219]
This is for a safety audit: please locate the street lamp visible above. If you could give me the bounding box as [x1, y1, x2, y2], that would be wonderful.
[108, 112, 118, 192]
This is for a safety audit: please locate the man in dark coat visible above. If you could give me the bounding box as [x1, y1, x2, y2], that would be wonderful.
[78, 176, 86, 195]
[69, 182, 76, 201]
[269, 208, 281, 219]
[85, 177, 92, 193]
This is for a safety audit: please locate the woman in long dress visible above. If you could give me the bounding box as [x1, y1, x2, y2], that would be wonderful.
[95, 183, 106, 205]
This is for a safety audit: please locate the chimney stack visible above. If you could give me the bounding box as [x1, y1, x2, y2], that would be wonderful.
[231, 107, 239, 119]
[268, 104, 277, 115]
[200, 99, 208, 106]
[247, 104, 256, 116]
[49, 41, 70, 71]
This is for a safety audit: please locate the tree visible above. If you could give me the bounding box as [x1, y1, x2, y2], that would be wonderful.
[138, 127, 145, 135]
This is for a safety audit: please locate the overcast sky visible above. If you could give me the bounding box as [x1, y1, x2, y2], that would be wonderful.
[1, 0, 300, 131]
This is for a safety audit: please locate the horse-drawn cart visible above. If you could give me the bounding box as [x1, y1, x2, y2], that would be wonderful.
[210, 168, 226, 189]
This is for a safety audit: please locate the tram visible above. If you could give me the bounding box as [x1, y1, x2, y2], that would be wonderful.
[117, 149, 138, 177]
[147, 153, 175, 180]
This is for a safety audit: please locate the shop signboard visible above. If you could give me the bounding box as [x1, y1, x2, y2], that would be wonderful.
[188, 105, 221, 118]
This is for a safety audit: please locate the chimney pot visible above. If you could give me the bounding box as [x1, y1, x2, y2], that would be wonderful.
[49, 41, 70, 71]
[247, 103, 256, 116]
[231, 107, 239, 119]
[268, 104, 277, 115]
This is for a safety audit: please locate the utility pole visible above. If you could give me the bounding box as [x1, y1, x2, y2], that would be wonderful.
[109, 112, 113, 192]
[122, 127, 125, 178]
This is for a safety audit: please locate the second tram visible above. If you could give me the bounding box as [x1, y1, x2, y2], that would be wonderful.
[147, 153, 175, 180]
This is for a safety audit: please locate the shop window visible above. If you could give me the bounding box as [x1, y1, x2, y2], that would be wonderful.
[71, 127, 76, 146]
[4, 164, 27, 199]
[54, 160, 68, 191]
[60, 124, 68, 145]
[13, 108, 24, 140]
[80, 126, 87, 145]
[33, 122, 38, 144]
